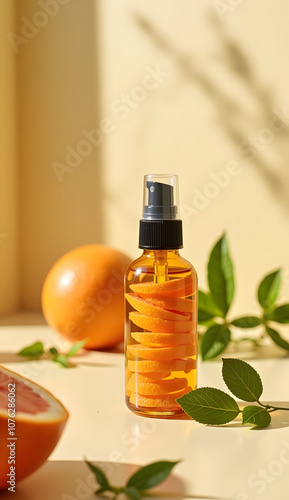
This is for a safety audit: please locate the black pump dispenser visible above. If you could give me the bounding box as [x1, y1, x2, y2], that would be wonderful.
[139, 175, 183, 250]
[144, 181, 178, 220]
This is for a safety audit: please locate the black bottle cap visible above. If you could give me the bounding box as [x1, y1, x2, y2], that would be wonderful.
[139, 175, 183, 249]
[139, 219, 183, 249]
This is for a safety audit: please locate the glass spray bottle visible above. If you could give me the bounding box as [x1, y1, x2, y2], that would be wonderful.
[125, 174, 198, 418]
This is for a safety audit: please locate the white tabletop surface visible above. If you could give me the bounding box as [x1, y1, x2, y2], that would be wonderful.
[0, 321, 289, 500]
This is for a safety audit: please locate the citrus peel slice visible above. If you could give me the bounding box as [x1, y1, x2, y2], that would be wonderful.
[130, 276, 193, 298]
[127, 376, 188, 395]
[129, 372, 171, 383]
[129, 312, 194, 333]
[131, 332, 195, 347]
[129, 386, 192, 408]
[127, 343, 196, 361]
[125, 293, 189, 321]
[128, 358, 196, 373]
[138, 294, 195, 313]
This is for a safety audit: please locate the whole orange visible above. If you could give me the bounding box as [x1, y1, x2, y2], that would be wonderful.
[42, 245, 131, 349]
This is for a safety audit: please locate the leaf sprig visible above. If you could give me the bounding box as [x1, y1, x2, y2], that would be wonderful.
[177, 358, 289, 428]
[18, 339, 87, 368]
[199, 233, 289, 360]
[85, 459, 179, 499]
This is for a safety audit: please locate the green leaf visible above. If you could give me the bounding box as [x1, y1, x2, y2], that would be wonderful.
[266, 325, 289, 351]
[18, 341, 45, 358]
[198, 291, 223, 324]
[95, 488, 107, 495]
[177, 387, 240, 425]
[52, 355, 70, 368]
[269, 304, 289, 324]
[207, 233, 235, 317]
[85, 460, 111, 491]
[198, 310, 216, 324]
[257, 270, 281, 311]
[242, 406, 271, 428]
[198, 290, 222, 316]
[126, 461, 179, 491]
[201, 324, 231, 361]
[124, 487, 141, 500]
[231, 316, 261, 328]
[222, 358, 263, 402]
[49, 347, 59, 356]
[66, 338, 88, 357]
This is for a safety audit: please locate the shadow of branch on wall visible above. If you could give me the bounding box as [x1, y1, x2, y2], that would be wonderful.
[133, 11, 289, 213]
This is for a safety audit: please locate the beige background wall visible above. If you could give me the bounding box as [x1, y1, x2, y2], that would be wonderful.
[99, 0, 289, 319]
[17, 0, 103, 310]
[0, 1, 18, 315]
[1, 0, 289, 317]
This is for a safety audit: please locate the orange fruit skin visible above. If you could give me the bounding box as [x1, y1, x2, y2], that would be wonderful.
[42, 245, 131, 349]
[0, 367, 68, 490]
[0, 419, 67, 489]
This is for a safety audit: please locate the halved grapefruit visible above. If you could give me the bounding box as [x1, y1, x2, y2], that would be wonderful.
[0, 365, 69, 490]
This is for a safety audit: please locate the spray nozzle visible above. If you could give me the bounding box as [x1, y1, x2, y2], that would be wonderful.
[142, 175, 179, 220]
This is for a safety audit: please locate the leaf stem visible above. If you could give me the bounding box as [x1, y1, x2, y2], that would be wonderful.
[257, 401, 289, 412]
[113, 487, 125, 494]
[269, 405, 289, 411]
